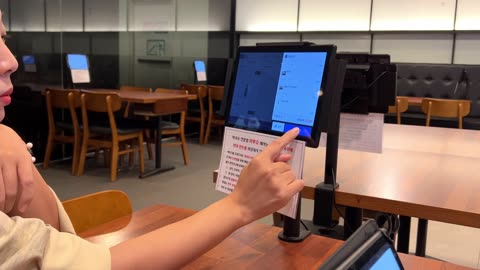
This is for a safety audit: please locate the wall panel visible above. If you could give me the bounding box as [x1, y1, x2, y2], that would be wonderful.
[454, 33, 480, 64]
[177, 0, 230, 31]
[455, 0, 480, 30]
[85, 0, 127, 31]
[128, 0, 175, 31]
[373, 33, 453, 63]
[371, 0, 455, 30]
[0, 0, 9, 30]
[236, 0, 298, 32]
[46, 0, 83, 32]
[11, 0, 45, 32]
[299, 0, 371, 31]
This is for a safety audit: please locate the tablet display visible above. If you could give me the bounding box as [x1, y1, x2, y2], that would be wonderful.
[344, 232, 403, 270]
[224, 45, 336, 147]
[318, 220, 404, 270]
[194, 60, 207, 82]
[67, 54, 90, 84]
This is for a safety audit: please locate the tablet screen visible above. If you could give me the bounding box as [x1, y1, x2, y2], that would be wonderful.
[194, 60, 207, 82]
[346, 232, 404, 270]
[359, 242, 402, 270]
[225, 45, 336, 147]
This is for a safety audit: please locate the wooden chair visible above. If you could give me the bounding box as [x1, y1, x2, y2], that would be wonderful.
[62, 190, 132, 234]
[180, 84, 208, 144]
[135, 88, 189, 165]
[387, 96, 409, 124]
[204, 85, 225, 144]
[421, 98, 471, 129]
[120, 85, 152, 118]
[43, 88, 82, 175]
[77, 90, 145, 181]
[120, 85, 154, 159]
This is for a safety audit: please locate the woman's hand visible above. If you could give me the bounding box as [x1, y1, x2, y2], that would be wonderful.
[0, 124, 35, 214]
[227, 128, 304, 224]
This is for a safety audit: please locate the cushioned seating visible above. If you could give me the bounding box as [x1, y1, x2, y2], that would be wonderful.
[384, 63, 480, 130]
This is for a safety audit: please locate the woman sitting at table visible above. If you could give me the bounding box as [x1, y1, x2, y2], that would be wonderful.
[0, 11, 304, 269]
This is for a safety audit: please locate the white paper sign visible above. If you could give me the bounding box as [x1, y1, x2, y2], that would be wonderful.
[216, 127, 305, 219]
[196, 71, 207, 82]
[70, 69, 91, 84]
[320, 113, 384, 153]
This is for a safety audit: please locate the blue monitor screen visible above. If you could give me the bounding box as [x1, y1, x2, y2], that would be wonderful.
[22, 55, 35, 65]
[361, 243, 402, 270]
[194, 60, 206, 72]
[227, 51, 327, 139]
[67, 54, 89, 70]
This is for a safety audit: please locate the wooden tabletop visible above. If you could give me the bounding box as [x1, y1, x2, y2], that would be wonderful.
[117, 90, 197, 103]
[80, 204, 472, 270]
[302, 124, 480, 228]
[212, 124, 480, 227]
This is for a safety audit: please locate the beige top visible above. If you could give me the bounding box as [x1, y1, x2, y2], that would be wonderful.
[0, 191, 111, 269]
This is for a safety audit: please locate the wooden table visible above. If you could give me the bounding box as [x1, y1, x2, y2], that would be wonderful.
[302, 124, 480, 256]
[80, 204, 472, 270]
[114, 90, 196, 177]
[213, 124, 480, 256]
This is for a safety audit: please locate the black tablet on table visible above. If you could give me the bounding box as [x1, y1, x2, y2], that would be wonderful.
[318, 220, 404, 270]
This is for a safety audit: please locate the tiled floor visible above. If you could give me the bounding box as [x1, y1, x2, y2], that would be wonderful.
[41, 139, 480, 269]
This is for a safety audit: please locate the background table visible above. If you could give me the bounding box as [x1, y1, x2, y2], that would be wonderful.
[213, 124, 480, 255]
[117, 90, 196, 177]
[302, 124, 480, 255]
[80, 204, 472, 270]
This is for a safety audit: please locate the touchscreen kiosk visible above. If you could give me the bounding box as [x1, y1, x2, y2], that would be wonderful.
[194, 60, 207, 82]
[224, 45, 337, 147]
[67, 54, 91, 84]
[22, 55, 37, 72]
[318, 220, 404, 270]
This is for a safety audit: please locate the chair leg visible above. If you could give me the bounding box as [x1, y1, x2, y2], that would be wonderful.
[103, 149, 110, 167]
[43, 134, 54, 169]
[71, 136, 80, 175]
[110, 145, 119, 182]
[77, 140, 88, 176]
[204, 119, 212, 144]
[144, 129, 154, 160]
[128, 144, 135, 166]
[199, 117, 205, 144]
[138, 134, 145, 175]
[180, 133, 189, 165]
[119, 145, 125, 167]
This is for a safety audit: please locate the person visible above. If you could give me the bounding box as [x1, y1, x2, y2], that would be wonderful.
[0, 11, 304, 270]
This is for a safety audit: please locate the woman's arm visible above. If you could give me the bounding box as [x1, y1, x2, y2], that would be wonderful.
[0, 124, 60, 229]
[110, 128, 304, 270]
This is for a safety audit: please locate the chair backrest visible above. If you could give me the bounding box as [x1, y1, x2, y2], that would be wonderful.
[153, 88, 189, 114]
[45, 88, 81, 133]
[421, 98, 471, 128]
[80, 90, 122, 134]
[120, 85, 152, 93]
[81, 90, 122, 112]
[387, 96, 409, 124]
[208, 85, 224, 102]
[180, 84, 207, 99]
[62, 190, 132, 234]
[207, 85, 224, 120]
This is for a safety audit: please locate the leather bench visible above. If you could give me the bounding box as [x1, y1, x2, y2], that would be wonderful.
[385, 63, 480, 130]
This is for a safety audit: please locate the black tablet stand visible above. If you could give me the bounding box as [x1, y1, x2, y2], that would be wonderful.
[278, 59, 346, 242]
